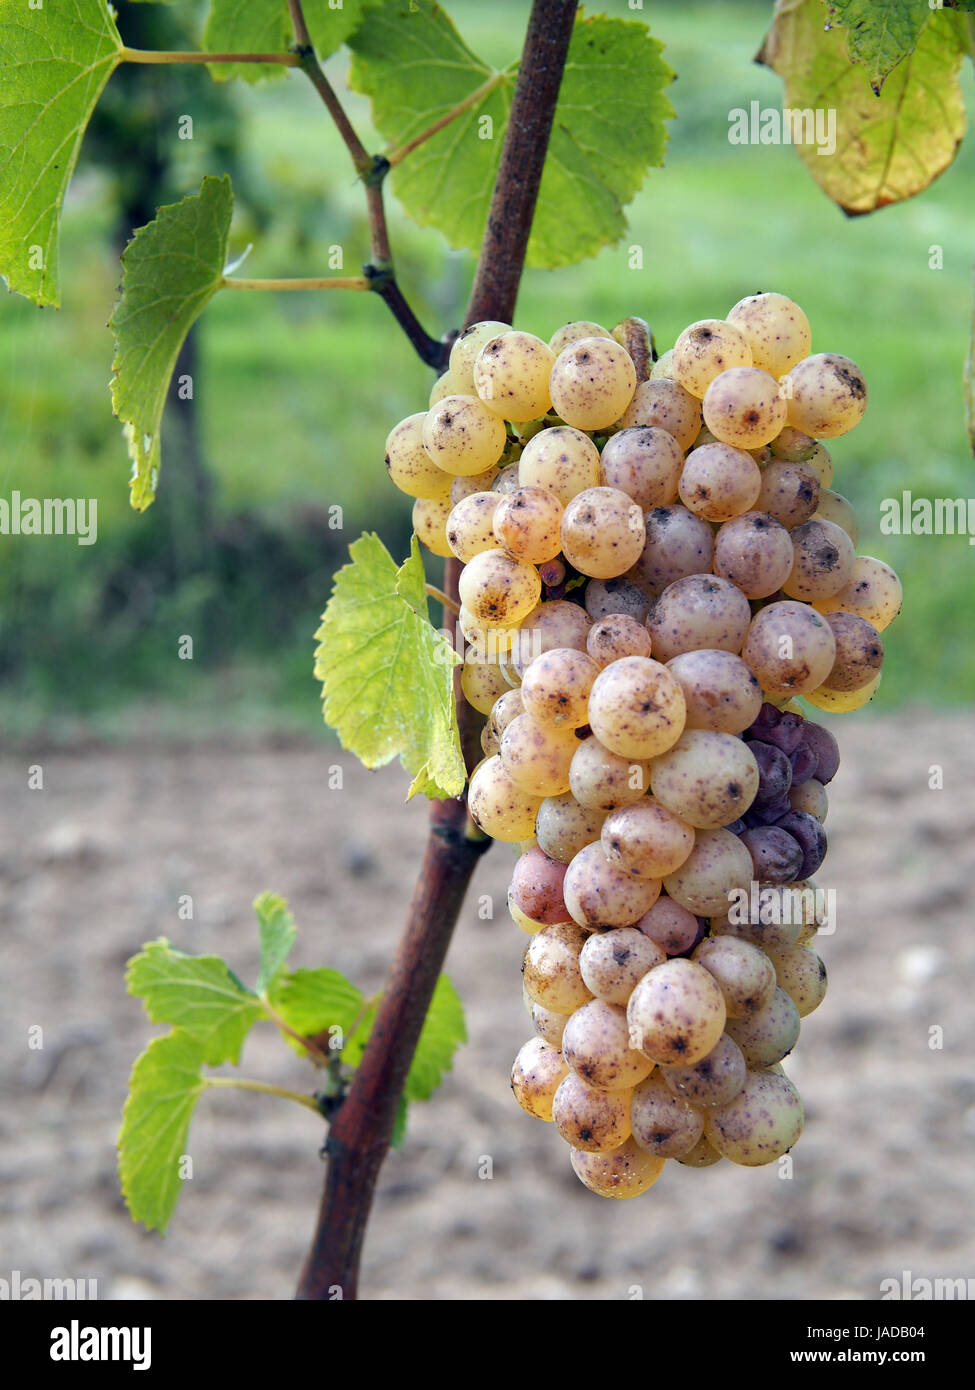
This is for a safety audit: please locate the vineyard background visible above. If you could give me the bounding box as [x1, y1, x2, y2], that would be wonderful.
[1, 0, 974, 1298]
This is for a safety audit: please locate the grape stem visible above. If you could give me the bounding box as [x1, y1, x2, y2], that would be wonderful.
[259, 996, 333, 1065]
[120, 48, 300, 66]
[221, 276, 371, 292]
[424, 583, 460, 617]
[295, 0, 578, 1302]
[285, 0, 447, 368]
[203, 1077, 322, 1112]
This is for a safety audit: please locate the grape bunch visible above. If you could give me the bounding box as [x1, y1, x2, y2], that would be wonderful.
[384, 294, 902, 1198]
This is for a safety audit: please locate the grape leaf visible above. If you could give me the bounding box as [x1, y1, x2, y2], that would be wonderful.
[390, 1094, 409, 1150]
[404, 974, 466, 1102]
[268, 968, 365, 1056]
[340, 975, 466, 1145]
[126, 938, 262, 1066]
[254, 892, 297, 994]
[0, 0, 122, 306]
[341, 976, 465, 1095]
[110, 175, 233, 511]
[313, 533, 465, 799]
[348, 3, 674, 270]
[118, 1030, 206, 1233]
[204, 0, 376, 84]
[823, 0, 933, 93]
[340, 1001, 377, 1070]
[758, 0, 967, 214]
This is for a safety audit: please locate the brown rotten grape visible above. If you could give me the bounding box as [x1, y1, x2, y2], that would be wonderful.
[821, 612, 884, 692]
[742, 601, 836, 696]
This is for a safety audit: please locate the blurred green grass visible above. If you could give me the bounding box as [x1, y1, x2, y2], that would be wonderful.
[1, 0, 972, 735]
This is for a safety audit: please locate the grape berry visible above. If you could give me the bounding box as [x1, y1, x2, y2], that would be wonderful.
[384, 296, 901, 1199]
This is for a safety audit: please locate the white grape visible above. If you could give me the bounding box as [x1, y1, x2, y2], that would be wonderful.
[726, 292, 811, 378]
[549, 337, 637, 430]
[560, 486, 646, 579]
[784, 352, 867, 438]
[474, 330, 556, 422]
[422, 393, 508, 475]
[385, 412, 452, 499]
[587, 656, 687, 760]
[672, 318, 753, 398]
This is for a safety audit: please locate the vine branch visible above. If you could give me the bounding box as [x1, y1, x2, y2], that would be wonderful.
[296, 0, 578, 1302]
[466, 1, 578, 325]
[285, 0, 445, 367]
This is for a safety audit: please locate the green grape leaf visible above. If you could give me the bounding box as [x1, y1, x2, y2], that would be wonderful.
[823, 0, 933, 93]
[204, 0, 376, 84]
[0, 0, 123, 306]
[390, 1094, 409, 1150]
[341, 976, 465, 1098]
[757, 0, 967, 215]
[348, 3, 674, 269]
[253, 892, 297, 995]
[339, 975, 465, 1146]
[110, 175, 233, 511]
[340, 1001, 377, 1069]
[404, 974, 466, 1102]
[118, 1029, 206, 1233]
[268, 968, 365, 1056]
[126, 938, 262, 1066]
[313, 532, 465, 800]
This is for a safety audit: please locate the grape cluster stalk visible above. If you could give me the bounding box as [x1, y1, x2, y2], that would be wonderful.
[385, 294, 902, 1198]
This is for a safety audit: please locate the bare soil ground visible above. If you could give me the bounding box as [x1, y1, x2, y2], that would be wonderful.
[1, 712, 973, 1301]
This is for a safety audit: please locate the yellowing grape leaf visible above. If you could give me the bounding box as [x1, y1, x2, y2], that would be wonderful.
[314, 533, 465, 799]
[0, 0, 122, 306]
[349, 2, 673, 269]
[110, 175, 233, 511]
[758, 0, 967, 214]
[118, 1030, 206, 1232]
[126, 939, 262, 1066]
[824, 0, 932, 93]
[204, 0, 377, 84]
